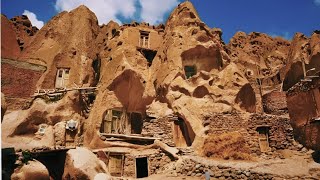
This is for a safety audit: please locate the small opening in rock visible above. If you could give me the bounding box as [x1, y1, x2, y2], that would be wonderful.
[130, 112, 143, 134]
[138, 48, 157, 67]
[184, 65, 197, 79]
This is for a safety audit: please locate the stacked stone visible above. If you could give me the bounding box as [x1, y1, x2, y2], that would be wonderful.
[172, 159, 274, 179]
[149, 152, 172, 174]
[170, 159, 319, 179]
[142, 117, 175, 146]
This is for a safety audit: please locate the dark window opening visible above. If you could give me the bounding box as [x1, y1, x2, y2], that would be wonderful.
[256, 126, 270, 152]
[34, 150, 67, 180]
[58, 70, 63, 77]
[276, 73, 281, 82]
[256, 78, 262, 86]
[130, 112, 143, 134]
[138, 49, 157, 67]
[88, 93, 96, 104]
[184, 66, 197, 79]
[136, 157, 148, 178]
[92, 54, 101, 85]
[112, 29, 116, 36]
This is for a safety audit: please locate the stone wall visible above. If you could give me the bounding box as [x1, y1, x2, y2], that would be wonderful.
[169, 158, 319, 180]
[206, 113, 295, 156]
[248, 114, 294, 154]
[123, 149, 174, 178]
[142, 117, 175, 146]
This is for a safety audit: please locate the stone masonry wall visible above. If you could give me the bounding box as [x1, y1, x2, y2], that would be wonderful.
[123, 149, 174, 178]
[206, 113, 295, 156]
[142, 117, 175, 146]
[248, 114, 294, 154]
[167, 158, 319, 180]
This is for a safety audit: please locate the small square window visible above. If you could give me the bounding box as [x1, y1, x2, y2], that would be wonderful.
[184, 66, 197, 79]
[58, 70, 63, 77]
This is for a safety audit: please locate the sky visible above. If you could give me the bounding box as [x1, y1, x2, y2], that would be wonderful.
[1, 0, 320, 42]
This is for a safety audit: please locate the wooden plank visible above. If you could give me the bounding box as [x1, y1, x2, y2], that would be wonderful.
[100, 133, 160, 141]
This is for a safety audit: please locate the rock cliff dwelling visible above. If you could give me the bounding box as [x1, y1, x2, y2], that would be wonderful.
[1, 1, 320, 180]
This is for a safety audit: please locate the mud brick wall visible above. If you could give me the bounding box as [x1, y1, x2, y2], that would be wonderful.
[248, 114, 294, 152]
[142, 117, 175, 146]
[1, 59, 45, 110]
[1, 59, 44, 98]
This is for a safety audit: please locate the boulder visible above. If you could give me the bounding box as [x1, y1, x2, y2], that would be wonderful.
[11, 160, 50, 180]
[63, 147, 108, 180]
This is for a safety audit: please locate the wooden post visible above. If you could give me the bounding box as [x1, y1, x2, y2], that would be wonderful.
[302, 60, 306, 78]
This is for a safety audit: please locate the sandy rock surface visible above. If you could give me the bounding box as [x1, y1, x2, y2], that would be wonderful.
[11, 160, 50, 180]
[63, 147, 109, 180]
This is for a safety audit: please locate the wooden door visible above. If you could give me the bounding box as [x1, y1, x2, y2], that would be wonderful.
[55, 68, 69, 89]
[258, 132, 270, 152]
[173, 121, 187, 147]
[108, 155, 123, 177]
[55, 69, 64, 89]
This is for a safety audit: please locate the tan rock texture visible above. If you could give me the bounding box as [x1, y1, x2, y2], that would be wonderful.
[11, 160, 50, 180]
[10, 15, 39, 51]
[19, 5, 100, 89]
[282, 31, 320, 91]
[1, 15, 45, 110]
[83, 2, 256, 150]
[1, 0, 320, 161]
[63, 147, 108, 180]
[1, 15, 21, 59]
[228, 31, 290, 85]
[1, 92, 83, 149]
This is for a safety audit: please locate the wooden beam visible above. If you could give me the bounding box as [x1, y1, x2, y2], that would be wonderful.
[100, 133, 160, 141]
